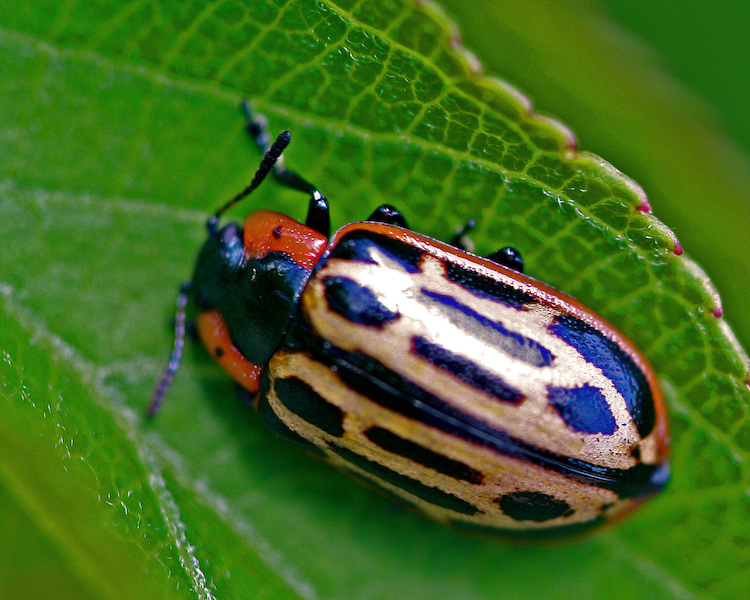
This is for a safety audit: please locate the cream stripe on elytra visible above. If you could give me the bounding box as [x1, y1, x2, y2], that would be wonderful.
[265, 349, 627, 530]
[304, 249, 642, 470]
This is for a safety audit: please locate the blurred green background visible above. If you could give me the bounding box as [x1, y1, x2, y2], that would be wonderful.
[603, 0, 750, 152]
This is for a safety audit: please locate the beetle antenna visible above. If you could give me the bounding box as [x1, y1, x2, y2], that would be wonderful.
[147, 282, 191, 418]
[210, 130, 292, 226]
[240, 102, 329, 236]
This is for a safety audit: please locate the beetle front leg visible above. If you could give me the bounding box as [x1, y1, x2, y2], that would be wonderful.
[241, 101, 330, 237]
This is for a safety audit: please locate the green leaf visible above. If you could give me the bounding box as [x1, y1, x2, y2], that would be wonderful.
[1, 1, 748, 599]
[440, 0, 750, 347]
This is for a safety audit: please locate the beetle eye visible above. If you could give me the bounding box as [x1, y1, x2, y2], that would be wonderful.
[221, 223, 241, 244]
[210, 223, 246, 275]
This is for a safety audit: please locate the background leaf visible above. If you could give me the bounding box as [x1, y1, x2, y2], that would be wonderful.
[1, 1, 748, 599]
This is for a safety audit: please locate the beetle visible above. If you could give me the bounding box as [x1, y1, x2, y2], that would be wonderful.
[149, 103, 670, 536]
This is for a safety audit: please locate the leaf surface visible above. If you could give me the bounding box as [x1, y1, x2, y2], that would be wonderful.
[1, 1, 748, 599]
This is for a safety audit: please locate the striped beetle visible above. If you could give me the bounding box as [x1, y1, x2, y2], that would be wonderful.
[150, 104, 670, 536]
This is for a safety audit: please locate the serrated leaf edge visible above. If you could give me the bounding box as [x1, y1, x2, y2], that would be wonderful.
[413, 0, 749, 375]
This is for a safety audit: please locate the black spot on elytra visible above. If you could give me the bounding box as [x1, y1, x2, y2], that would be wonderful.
[443, 262, 538, 309]
[419, 289, 554, 367]
[214, 346, 225, 358]
[497, 491, 573, 522]
[364, 426, 484, 484]
[273, 376, 345, 437]
[550, 314, 655, 437]
[272, 226, 282, 239]
[255, 374, 327, 456]
[412, 336, 524, 404]
[322, 276, 400, 327]
[329, 443, 481, 516]
[547, 384, 617, 435]
[330, 230, 423, 273]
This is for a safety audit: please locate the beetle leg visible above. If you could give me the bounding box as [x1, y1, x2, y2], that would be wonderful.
[304, 193, 331, 238]
[368, 205, 409, 229]
[450, 218, 525, 273]
[449, 218, 477, 252]
[486, 246, 525, 273]
[241, 102, 330, 238]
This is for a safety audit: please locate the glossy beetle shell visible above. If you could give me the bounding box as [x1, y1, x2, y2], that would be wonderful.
[242, 221, 670, 535]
